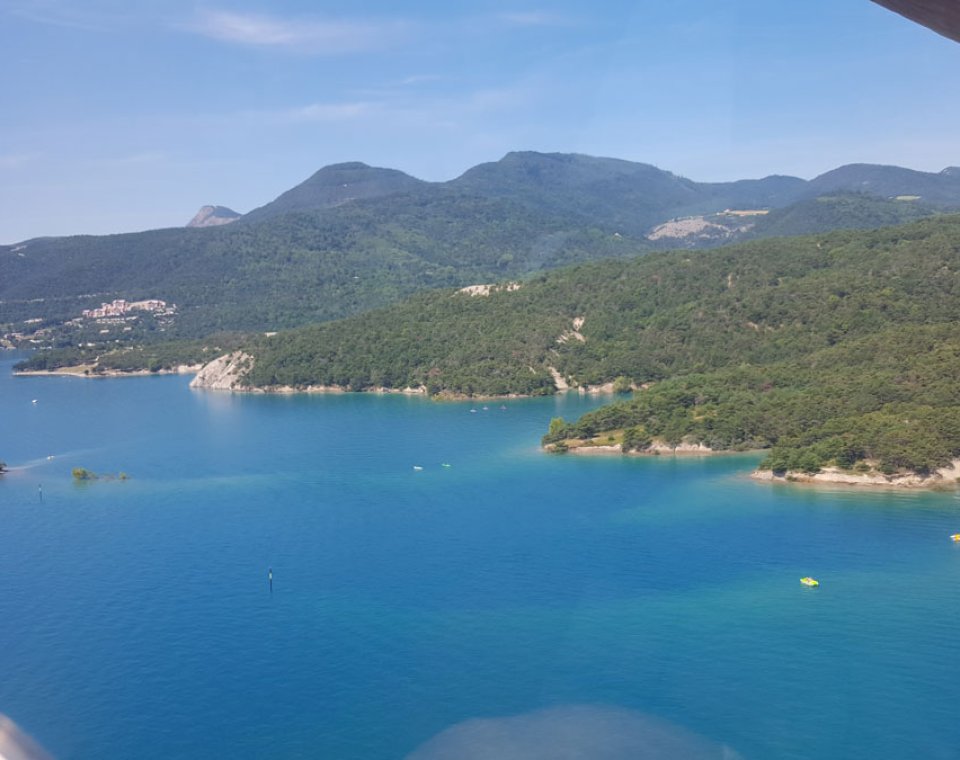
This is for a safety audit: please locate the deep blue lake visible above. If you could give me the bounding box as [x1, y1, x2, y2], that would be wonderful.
[1, 352, 959, 759]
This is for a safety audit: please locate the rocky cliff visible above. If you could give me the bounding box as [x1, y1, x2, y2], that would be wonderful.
[186, 205, 241, 228]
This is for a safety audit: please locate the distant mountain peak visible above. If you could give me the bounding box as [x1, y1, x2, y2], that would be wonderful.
[319, 161, 374, 171]
[495, 150, 664, 173]
[806, 162, 960, 206]
[242, 161, 426, 222]
[186, 205, 241, 228]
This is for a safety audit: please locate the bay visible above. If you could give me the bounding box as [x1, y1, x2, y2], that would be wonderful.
[1, 353, 959, 759]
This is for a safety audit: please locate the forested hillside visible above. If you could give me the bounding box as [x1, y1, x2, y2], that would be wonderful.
[6, 153, 960, 342]
[450, 152, 807, 235]
[747, 193, 936, 238]
[807, 163, 960, 204]
[542, 325, 960, 476]
[217, 214, 960, 475]
[231, 215, 960, 394]
[1, 192, 640, 335]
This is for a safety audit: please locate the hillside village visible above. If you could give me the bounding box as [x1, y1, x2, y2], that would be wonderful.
[2, 298, 177, 349]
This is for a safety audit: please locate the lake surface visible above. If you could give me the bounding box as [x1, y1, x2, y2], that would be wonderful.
[1, 353, 959, 759]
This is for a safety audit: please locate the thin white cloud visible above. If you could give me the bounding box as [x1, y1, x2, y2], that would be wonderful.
[203, 101, 381, 128]
[187, 9, 411, 54]
[496, 11, 574, 27]
[111, 151, 167, 165]
[4, 0, 102, 29]
[2, 0, 152, 31]
[0, 152, 40, 169]
[399, 74, 445, 86]
[281, 102, 378, 123]
[199, 81, 538, 136]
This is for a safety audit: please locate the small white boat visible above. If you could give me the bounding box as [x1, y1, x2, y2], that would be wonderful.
[413, 465, 423, 471]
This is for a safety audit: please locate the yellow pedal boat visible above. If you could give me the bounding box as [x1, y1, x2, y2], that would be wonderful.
[800, 577, 819, 587]
[951, 534, 960, 542]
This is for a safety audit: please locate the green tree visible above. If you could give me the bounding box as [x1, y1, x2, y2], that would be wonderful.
[543, 417, 569, 445]
[622, 426, 652, 453]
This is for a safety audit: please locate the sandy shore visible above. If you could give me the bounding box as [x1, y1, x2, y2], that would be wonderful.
[232, 383, 429, 396]
[559, 442, 959, 490]
[15, 364, 203, 378]
[558, 440, 722, 456]
[751, 461, 960, 490]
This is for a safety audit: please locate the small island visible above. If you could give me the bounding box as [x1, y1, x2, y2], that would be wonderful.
[72, 467, 128, 482]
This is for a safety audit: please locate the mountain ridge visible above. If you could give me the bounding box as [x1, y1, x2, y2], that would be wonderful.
[8, 152, 960, 245]
[241, 162, 428, 223]
[4, 151, 960, 342]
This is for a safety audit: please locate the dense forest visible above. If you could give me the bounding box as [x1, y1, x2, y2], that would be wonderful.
[14, 212, 960, 475]
[231, 215, 960, 387]
[14, 334, 248, 374]
[746, 193, 935, 238]
[542, 324, 960, 476]
[10, 156, 960, 476]
[216, 214, 960, 475]
[0, 193, 643, 335]
[5, 153, 960, 342]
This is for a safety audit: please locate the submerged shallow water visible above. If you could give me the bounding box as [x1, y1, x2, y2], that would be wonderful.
[1, 354, 959, 759]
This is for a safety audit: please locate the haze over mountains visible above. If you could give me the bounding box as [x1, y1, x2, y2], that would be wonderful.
[3, 152, 960, 337]
[204, 152, 960, 235]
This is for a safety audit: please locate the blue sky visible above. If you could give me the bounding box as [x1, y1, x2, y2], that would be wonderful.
[1, 0, 959, 242]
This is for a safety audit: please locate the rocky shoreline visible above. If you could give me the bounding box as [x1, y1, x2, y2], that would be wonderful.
[563, 441, 719, 456]
[187, 351, 430, 395]
[752, 462, 960, 490]
[556, 439, 960, 490]
[188, 352, 599, 399]
[15, 364, 203, 378]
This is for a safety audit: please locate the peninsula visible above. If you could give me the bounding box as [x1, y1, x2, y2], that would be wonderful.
[178, 215, 960, 488]
[10, 180, 960, 489]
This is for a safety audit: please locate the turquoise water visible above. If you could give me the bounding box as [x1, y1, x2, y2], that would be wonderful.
[1, 353, 959, 759]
